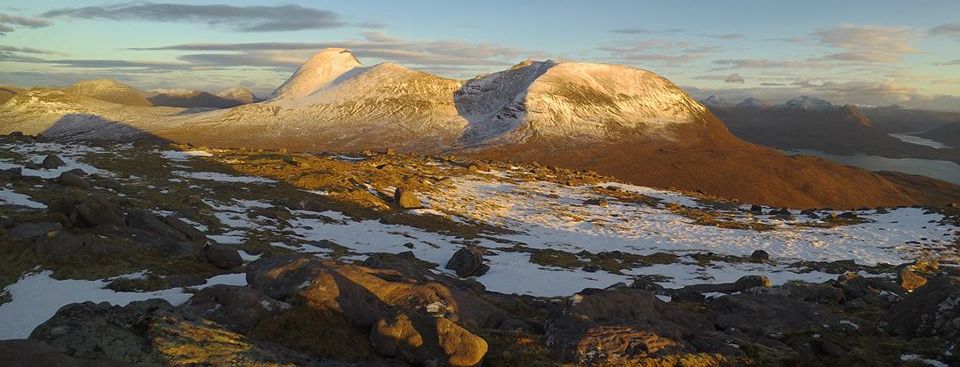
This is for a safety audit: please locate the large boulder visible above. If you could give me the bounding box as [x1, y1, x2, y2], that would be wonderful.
[57, 172, 92, 190]
[126, 210, 187, 241]
[394, 187, 422, 209]
[204, 243, 243, 269]
[371, 311, 487, 367]
[445, 247, 489, 278]
[246, 256, 505, 363]
[41, 154, 65, 169]
[708, 294, 839, 336]
[887, 276, 960, 338]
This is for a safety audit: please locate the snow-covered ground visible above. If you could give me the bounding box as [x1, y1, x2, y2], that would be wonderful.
[0, 271, 246, 339]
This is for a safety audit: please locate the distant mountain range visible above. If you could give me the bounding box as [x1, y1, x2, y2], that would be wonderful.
[0, 49, 957, 208]
[701, 95, 960, 163]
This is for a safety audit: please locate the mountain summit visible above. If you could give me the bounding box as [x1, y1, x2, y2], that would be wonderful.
[271, 48, 362, 99]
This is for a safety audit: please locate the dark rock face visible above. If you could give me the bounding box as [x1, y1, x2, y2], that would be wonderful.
[887, 276, 960, 338]
[7, 222, 62, 241]
[30, 300, 173, 364]
[750, 249, 770, 262]
[547, 289, 718, 365]
[204, 243, 243, 269]
[41, 154, 66, 169]
[0, 339, 125, 367]
[180, 285, 287, 333]
[126, 209, 186, 241]
[445, 246, 489, 278]
[708, 294, 838, 335]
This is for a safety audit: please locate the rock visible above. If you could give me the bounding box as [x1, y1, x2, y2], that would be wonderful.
[750, 249, 770, 262]
[887, 276, 960, 338]
[467, 162, 490, 172]
[204, 243, 243, 269]
[371, 312, 488, 367]
[445, 247, 488, 277]
[749, 204, 763, 213]
[163, 215, 206, 242]
[48, 195, 123, 229]
[709, 294, 838, 335]
[57, 172, 92, 190]
[783, 282, 844, 304]
[734, 275, 772, 290]
[126, 209, 186, 241]
[394, 187, 422, 209]
[41, 154, 65, 169]
[29, 300, 173, 364]
[246, 255, 506, 326]
[0, 339, 125, 367]
[179, 285, 286, 333]
[547, 289, 715, 365]
[7, 222, 62, 241]
[677, 275, 771, 294]
[583, 198, 609, 207]
[898, 268, 927, 292]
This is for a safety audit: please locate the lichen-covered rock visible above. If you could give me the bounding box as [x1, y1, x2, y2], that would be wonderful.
[205, 243, 244, 269]
[394, 187, 422, 209]
[445, 246, 489, 278]
[887, 276, 960, 338]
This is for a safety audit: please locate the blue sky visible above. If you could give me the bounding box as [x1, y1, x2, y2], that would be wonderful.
[1, 1, 959, 110]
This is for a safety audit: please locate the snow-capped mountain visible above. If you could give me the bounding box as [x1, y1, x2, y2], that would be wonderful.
[782, 96, 835, 112]
[699, 95, 733, 108]
[736, 97, 768, 110]
[216, 87, 258, 104]
[0, 48, 956, 208]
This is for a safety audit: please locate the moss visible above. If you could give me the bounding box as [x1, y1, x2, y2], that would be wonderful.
[479, 330, 555, 367]
[525, 247, 677, 274]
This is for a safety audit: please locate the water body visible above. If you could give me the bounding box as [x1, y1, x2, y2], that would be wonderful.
[784, 149, 960, 184]
[888, 132, 952, 149]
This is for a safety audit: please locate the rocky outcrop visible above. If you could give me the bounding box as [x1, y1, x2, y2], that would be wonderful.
[887, 276, 960, 338]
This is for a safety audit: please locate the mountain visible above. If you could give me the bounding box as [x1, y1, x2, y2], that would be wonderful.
[862, 105, 960, 133]
[920, 123, 960, 149]
[216, 87, 258, 104]
[781, 96, 834, 112]
[0, 86, 22, 105]
[736, 97, 767, 110]
[147, 89, 249, 109]
[699, 95, 733, 108]
[65, 79, 152, 107]
[1, 49, 957, 208]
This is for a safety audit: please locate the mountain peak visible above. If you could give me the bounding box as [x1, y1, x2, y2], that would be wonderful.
[217, 87, 257, 104]
[700, 95, 732, 108]
[66, 79, 151, 107]
[783, 96, 834, 111]
[736, 97, 768, 109]
[272, 48, 362, 99]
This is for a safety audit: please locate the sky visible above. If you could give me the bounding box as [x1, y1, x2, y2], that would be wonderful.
[1, 0, 959, 110]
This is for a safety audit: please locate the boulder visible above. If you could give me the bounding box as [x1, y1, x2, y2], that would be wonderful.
[749, 249, 770, 262]
[125, 210, 186, 241]
[887, 276, 960, 338]
[48, 195, 123, 229]
[41, 154, 65, 169]
[445, 247, 489, 278]
[394, 187, 422, 209]
[676, 275, 772, 295]
[371, 311, 487, 367]
[204, 243, 243, 269]
[898, 268, 927, 292]
[7, 222, 62, 241]
[57, 172, 92, 190]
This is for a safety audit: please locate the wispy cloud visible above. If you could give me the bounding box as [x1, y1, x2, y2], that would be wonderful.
[598, 39, 718, 65]
[0, 13, 51, 34]
[610, 28, 684, 35]
[930, 23, 960, 40]
[808, 24, 920, 63]
[130, 31, 531, 76]
[41, 3, 347, 32]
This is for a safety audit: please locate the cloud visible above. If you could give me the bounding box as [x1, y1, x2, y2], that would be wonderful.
[0, 12, 51, 34]
[610, 28, 684, 35]
[598, 40, 718, 65]
[935, 59, 960, 66]
[41, 3, 345, 32]
[724, 73, 745, 83]
[707, 33, 744, 40]
[930, 23, 960, 40]
[130, 32, 531, 76]
[712, 59, 809, 70]
[809, 24, 919, 63]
